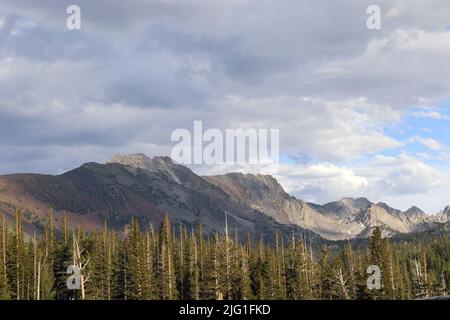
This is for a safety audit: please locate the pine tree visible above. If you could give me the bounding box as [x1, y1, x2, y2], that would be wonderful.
[198, 224, 206, 299]
[369, 227, 383, 266]
[381, 239, 396, 299]
[37, 238, 56, 302]
[86, 227, 107, 299]
[32, 233, 39, 300]
[141, 228, 156, 299]
[175, 222, 186, 299]
[265, 245, 277, 299]
[409, 245, 430, 298]
[252, 238, 268, 299]
[45, 209, 55, 268]
[270, 231, 287, 299]
[7, 210, 27, 300]
[319, 245, 332, 300]
[187, 228, 200, 300]
[53, 226, 72, 300]
[156, 214, 178, 299]
[237, 245, 253, 300]
[124, 217, 144, 299]
[38, 259, 55, 300]
[285, 236, 311, 300]
[342, 242, 357, 299]
[0, 213, 10, 299]
[224, 215, 231, 300]
[202, 234, 225, 300]
[368, 227, 384, 299]
[116, 233, 127, 300]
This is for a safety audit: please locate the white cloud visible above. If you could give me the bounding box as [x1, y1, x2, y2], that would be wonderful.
[275, 162, 369, 202]
[230, 153, 445, 213]
[362, 154, 444, 195]
[386, 6, 402, 18]
[217, 95, 403, 162]
[412, 110, 450, 120]
[411, 136, 446, 150]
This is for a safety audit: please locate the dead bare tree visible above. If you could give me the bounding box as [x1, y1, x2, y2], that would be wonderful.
[333, 266, 350, 300]
[72, 231, 90, 299]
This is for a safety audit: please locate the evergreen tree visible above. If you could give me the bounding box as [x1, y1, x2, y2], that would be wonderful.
[175, 223, 187, 299]
[187, 228, 200, 300]
[7, 210, 27, 300]
[53, 228, 72, 300]
[124, 217, 144, 299]
[368, 227, 384, 299]
[0, 213, 10, 299]
[38, 255, 56, 300]
[381, 239, 396, 299]
[251, 238, 269, 299]
[271, 231, 287, 299]
[319, 245, 332, 300]
[202, 235, 224, 300]
[342, 242, 357, 299]
[156, 214, 178, 299]
[0, 210, 447, 301]
[139, 228, 156, 299]
[237, 245, 253, 300]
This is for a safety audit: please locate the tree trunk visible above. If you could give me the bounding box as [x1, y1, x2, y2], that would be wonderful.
[37, 261, 41, 301]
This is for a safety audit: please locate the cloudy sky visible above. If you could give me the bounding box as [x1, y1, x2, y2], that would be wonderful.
[0, 0, 449, 213]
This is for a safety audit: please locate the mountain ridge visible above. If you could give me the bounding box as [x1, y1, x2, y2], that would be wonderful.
[0, 154, 319, 242]
[0, 153, 447, 240]
[204, 171, 446, 239]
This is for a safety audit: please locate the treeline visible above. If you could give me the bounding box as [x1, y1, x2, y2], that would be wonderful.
[0, 210, 448, 300]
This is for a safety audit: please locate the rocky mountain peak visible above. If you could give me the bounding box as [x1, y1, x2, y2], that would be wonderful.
[375, 202, 402, 216]
[344, 197, 372, 208]
[444, 206, 450, 215]
[435, 206, 450, 223]
[203, 172, 287, 201]
[353, 202, 419, 236]
[237, 173, 285, 194]
[323, 197, 372, 218]
[108, 153, 174, 169]
[404, 206, 426, 217]
[108, 154, 181, 184]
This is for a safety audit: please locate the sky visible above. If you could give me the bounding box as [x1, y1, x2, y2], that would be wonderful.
[0, 0, 449, 213]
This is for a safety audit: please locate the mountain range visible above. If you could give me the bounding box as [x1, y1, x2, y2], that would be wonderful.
[0, 153, 448, 241]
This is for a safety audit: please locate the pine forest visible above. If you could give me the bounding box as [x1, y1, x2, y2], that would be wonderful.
[0, 210, 448, 300]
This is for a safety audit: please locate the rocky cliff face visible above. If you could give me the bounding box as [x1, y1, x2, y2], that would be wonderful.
[323, 197, 372, 219]
[204, 173, 356, 240]
[205, 172, 443, 240]
[435, 206, 450, 223]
